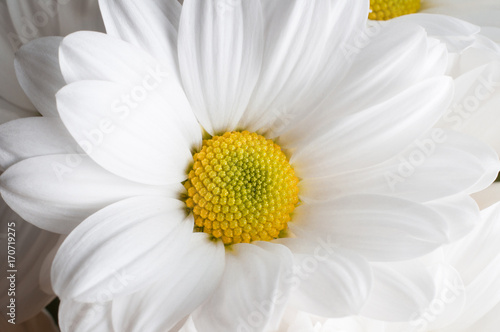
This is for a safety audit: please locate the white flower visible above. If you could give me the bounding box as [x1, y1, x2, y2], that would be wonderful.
[0, 0, 498, 331]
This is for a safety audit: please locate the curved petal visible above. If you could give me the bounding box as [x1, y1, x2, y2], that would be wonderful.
[291, 195, 449, 262]
[420, 2, 500, 30]
[392, 13, 480, 52]
[57, 80, 200, 185]
[14, 37, 65, 117]
[59, 299, 114, 332]
[360, 261, 436, 322]
[288, 77, 454, 177]
[52, 196, 194, 302]
[0, 154, 180, 234]
[112, 233, 225, 332]
[192, 242, 294, 332]
[425, 194, 480, 242]
[98, 0, 180, 76]
[300, 129, 500, 204]
[178, 0, 264, 134]
[241, 0, 369, 135]
[0, 197, 59, 323]
[303, 22, 447, 127]
[277, 238, 372, 317]
[0, 117, 78, 170]
[0, 3, 35, 111]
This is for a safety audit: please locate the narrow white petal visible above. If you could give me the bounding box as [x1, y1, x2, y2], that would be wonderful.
[112, 234, 225, 332]
[178, 0, 264, 134]
[278, 238, 372, 317]
[392, 13, 480, 52]
[52, 196, 193, 302]
[14, 37, 66, 117]
[0, 117, 77, 170]
[193, 242, 293, 332]
[291, 195, 449, 262]
[360, 261, 436, 321]
[57, 80, 199, 185]
[300, 130, 500, 204]
[305, 22, 447, 126]
[59, 299, 114, 332]
[98, 0, 180, 76]
[289, 77, 453, 177]
[241, 0, 369, 135]
[0, 3, 34, 111]
[0, 154, 180, 234]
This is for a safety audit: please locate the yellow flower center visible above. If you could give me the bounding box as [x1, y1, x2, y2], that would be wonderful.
[184, 131, 299, 245]
[369, 0, 420, 20]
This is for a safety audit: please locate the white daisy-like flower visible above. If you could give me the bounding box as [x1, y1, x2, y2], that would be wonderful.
[279, 201, 500, 332]
[0, 0, 103, 327]
[0, 0, 499, 331]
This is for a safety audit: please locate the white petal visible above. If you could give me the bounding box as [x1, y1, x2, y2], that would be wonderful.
[360, 261, 436, 321]
[14, 37, 66, 117]
[440, 203, 500, 330]
[0, 117, 77, 170]
[178, 0, 263, 134]
[192, 242, 293, 332]
[423, 264, 466, 331]
[0, 310, 59, 332]
[420, 2, 500, 31]
[241, 0, 369, 135]
[391, 13, 480, 52]
[439, 61, 500, 157]
[57, 80, 199, 185]
[59, 299, 114, 332]
[300, 129, 498, 204]
[278, 238, 372, 317]
[304, 22, 447, 127]
[0, 3, 34, 111]
[0, 197, 60, 323]
[112, 233, 225, 332]
[60, 31, 177, 86]
[288, 77, 453, 178]
[52, 196, 193, 302]
[0, 154, 179, 234]
[98, 0, 180, 76]
[425, 194, 480, 242]
[291, 195, 449, 262]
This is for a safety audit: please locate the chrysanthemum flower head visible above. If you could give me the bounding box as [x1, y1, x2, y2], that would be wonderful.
[0, 0, 499, 331]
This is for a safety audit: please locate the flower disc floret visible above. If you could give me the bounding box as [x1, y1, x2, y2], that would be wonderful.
[369, 0, 420, 20]
[184, 131, 299, 245]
